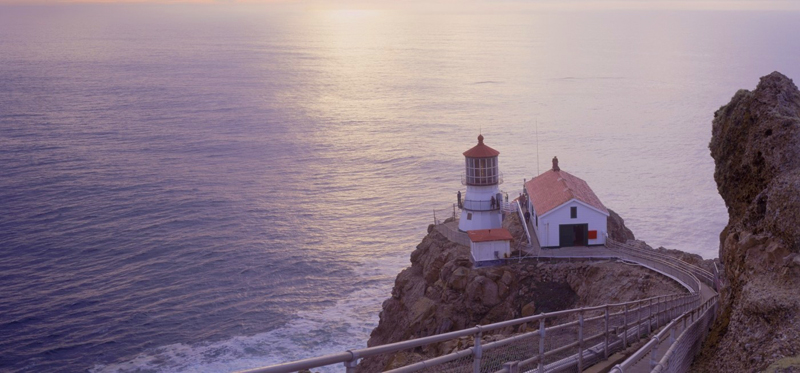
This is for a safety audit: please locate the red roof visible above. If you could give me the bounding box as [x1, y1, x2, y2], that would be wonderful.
[467, 228, 513, 243]
[524, 166, 608, 216]
[463, 135, 500, 158]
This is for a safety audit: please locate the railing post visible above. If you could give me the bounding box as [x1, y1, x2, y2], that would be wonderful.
[668, 295, 673, 320]
[669, 294, 678, 320]
[670, 323, 676, 345]
[344, 356, 358, 373]
[578, 309, 584, 372]
[673, 295, 678, 318]
[538, 318, 546, 373]
[503, 361, 520, 373]
[623, 303, 628, 348]
[669, 295, 678, 320]
[650, 336, 660, 370]
[682, 313, 687, 333]
[666, 295, 671, 320]
[638, 300, 644, 341]
[647, 299, 652, 335]
[473, 326, 483, 373]
[656, 296, 661, 326]
[656, 297, 661, 326]
[604, 305, 610, 359]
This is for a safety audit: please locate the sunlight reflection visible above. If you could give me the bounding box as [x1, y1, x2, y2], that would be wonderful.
[324, 9, 382, 20]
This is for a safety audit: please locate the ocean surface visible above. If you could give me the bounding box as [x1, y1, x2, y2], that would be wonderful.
[1, 5, 799, 372]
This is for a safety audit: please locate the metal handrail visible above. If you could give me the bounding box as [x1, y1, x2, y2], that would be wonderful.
[240, 297, 699, 373]
[651, 296, 719, 373]
[607, 239, 714, 290]
[461, 198, 501, 211]
[240, 240, 713, 373]
[609, 295, 719, 373]
[514, 202, 532, 245]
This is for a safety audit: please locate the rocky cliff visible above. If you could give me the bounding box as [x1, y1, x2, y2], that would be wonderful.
[695, 72, 800, 372]
[358, 210, 686, 372]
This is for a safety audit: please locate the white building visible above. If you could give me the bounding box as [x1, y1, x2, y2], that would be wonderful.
[524, 157, 609, 248]
[467, 229, 513, 263]
[458, 135, 504, 232]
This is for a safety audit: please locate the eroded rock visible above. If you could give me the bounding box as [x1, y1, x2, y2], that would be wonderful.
[695, 72, 800, 372]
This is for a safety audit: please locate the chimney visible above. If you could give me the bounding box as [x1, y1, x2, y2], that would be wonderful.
[552, 156, 560, 171]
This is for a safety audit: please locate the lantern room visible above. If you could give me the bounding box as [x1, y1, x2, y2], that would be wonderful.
[462, 135, 501, 186]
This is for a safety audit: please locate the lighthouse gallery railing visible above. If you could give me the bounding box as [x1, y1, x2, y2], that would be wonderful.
[237, 239, 716, 373]
[461, 172, 504, 186]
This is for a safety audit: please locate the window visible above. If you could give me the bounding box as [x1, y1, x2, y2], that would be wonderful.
[570, 206, 577, 219]
[464, 156, 498, 185]
[467, 213, 472, 220]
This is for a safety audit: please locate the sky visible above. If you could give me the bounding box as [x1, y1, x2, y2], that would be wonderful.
[1, 0, 800, 11]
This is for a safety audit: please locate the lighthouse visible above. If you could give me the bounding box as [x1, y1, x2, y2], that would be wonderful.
[458, 135, 504, 232]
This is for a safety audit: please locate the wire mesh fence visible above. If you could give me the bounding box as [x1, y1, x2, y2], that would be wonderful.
[480, 334, 539, 373]
[415, 353, 474, 373]
[381, 296, 696, 373]
[241, 238, 714, 373]
[652, 298, 718, 373]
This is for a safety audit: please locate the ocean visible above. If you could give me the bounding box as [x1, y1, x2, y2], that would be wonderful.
[1, 5, 798, 372]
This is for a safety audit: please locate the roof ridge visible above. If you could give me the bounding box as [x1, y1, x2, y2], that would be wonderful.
[524, 167, 608, 216]
[556, 171, 576, 200]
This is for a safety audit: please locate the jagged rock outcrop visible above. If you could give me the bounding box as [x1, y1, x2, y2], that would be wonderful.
[359, 214, 685, 372]
[608, 208, 636, 242]
[695, 72, 800, 372]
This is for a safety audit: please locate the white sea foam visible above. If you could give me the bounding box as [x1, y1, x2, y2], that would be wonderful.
[91, 253, 409, 373]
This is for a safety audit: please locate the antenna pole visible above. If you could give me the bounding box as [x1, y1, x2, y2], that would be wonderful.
[536, 119, 540, 175]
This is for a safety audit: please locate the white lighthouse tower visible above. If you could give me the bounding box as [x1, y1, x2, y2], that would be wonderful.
[458, 135, 503, 232]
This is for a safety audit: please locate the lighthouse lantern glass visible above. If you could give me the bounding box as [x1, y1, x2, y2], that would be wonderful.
[465, 157, 498, 185]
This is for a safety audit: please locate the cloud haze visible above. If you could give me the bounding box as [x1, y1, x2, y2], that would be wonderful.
[2, 0, 800, 10]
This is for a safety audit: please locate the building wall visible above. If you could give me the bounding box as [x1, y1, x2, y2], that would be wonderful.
[470, 240, 511, 262]
[459, 184, 502, 232]
[536, 200, 608, 247]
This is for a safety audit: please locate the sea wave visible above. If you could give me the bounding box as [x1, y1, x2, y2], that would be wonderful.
[90, 254, 408, 373]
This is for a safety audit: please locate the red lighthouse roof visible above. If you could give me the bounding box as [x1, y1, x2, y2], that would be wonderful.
[467, 228, 513, 242]
[463, 134, 500, 158]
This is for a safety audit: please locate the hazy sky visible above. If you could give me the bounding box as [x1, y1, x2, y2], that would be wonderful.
[2, 0, 800, 11]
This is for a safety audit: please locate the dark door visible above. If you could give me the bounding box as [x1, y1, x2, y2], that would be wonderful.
[559, 224, 589, 247]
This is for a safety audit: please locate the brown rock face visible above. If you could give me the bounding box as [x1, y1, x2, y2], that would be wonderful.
[696, 72, 800, 372]
[359, 216, 685, 372]
[607, 208, 636, 242]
